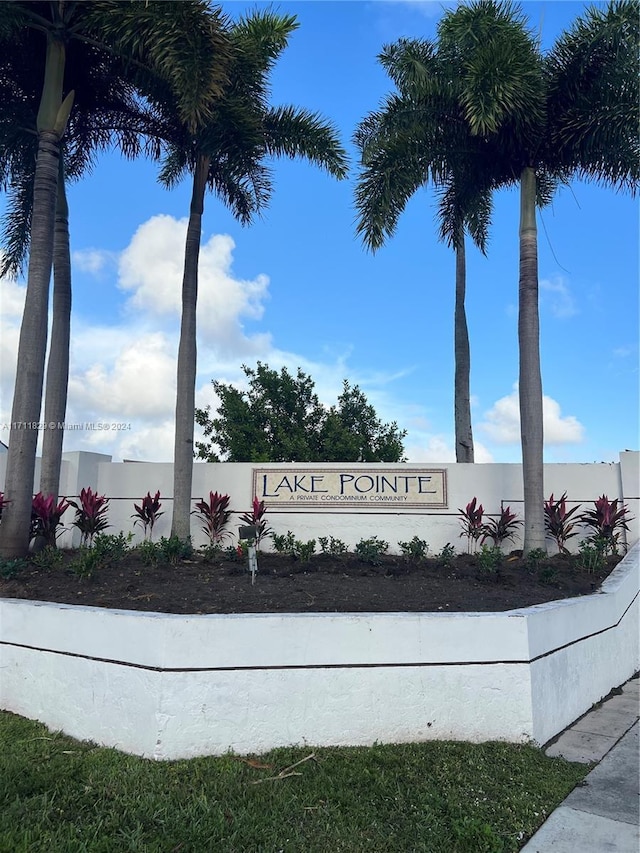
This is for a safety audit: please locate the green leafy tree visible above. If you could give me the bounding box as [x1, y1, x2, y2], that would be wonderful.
[195, 363, 406, 463]
[146, 11, 348, 539]
[0, 0, 231, 558]
[355, 37, 499, 464]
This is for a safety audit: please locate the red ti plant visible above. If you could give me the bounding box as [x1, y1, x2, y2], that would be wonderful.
[239, 497, 273, 549]
[69, 487, 110, 546]
[579, 494, 633, 555]
[481, 505, 522, 548]
[544, 492, 582, 554]
[458, 497, 484, 553]
[132, 490, 163, 541]
[30, 492, 70, 547]
[192, 491, 232, 546]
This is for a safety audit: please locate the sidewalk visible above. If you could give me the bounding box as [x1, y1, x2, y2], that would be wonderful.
[522, 675, 639, 852]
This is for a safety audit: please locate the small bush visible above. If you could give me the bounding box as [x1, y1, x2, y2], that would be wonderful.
[398, 536, 429, 560]
[355, 536, 388, 566]
[318, 535, 348, 556]
[273, 531, 315, 562]
[526, 548, 547, 571]
[0, 557, 27, 579]
[92, 532, 131, 565]
[477, 545, 503, 573]
[31, 545, 64, 572]
[69, 547, 102, 579]
[273, 531, 296, 556]
[576, 538, 607, 573]
[137, 539, 160, 567]
[436, 543, 456, 568]
[158, 535, 193, 565]
[538, 566, 558, 585]
[295, 539, 316, 563]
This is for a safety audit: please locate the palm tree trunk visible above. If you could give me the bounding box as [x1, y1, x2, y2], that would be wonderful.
[0, 35, 66, 558]
[40, 157, 71, 502]
[518, 166, 545, 553]
[171, 154, 209, 541]
[454, 235, 474, 463]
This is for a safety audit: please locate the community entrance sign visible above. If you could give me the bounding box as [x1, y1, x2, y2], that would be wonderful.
[253, 468, 447, 509]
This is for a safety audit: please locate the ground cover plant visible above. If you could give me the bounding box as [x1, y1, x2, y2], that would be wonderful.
[0, 711, 591, 853]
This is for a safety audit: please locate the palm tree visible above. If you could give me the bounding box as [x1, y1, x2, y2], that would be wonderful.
[0, 1, 231, 557]
[0, 26, 162, 504]
[354, 37, 498, 463]
[146, 11, 348, 540]
[436, 0, 638, 552]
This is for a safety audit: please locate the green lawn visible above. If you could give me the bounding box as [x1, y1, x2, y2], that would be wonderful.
[0, 711, 589, 852]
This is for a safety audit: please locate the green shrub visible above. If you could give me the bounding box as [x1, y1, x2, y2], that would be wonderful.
[318, 535, 349, 555]
[0, 557, 27, 579]
[69, 547, 102, 579]
[576, 538, 607, 573]
[526, 548, 546, 571]
[355, 536, 388, 566]
[158, 535, 193, 565]
[398, 536, 428, 560]
[93, 531, 131, 564]
[295, 539, 316, 563]
[273, 531, 315, 562]
[477, 545, 503, 573]
[137, 539, 160, 566]
[436, 543, 456, 568]
[273, 531, 296, 555]
[31, 545, 64, 571]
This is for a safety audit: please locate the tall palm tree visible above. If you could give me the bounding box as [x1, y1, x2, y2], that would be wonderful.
[0, 26, 163, 504]
[146, 11, 348, 540]
[0, 1, 231, 557]
[437, 0, 638, 552]
[354, 37, 497, 463]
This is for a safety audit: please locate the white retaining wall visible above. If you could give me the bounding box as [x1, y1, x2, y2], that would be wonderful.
[1, 544, 638, 758]
[1, 451, 637, 553]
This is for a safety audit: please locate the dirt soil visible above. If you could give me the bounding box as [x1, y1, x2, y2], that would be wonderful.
[0, 548, 621, 615]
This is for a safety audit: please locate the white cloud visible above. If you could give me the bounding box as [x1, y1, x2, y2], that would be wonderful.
[117, 215, 271, 357]
[68, 330, 176, 419]
[72, 249, 115, 275]
[540, 275, 578, 319]
[405, 434, 494, 463]
[479, 384, 585, 445]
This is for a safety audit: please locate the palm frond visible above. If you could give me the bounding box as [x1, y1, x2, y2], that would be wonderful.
[262, 106, 348, 179]
[78, 1, 233, 132]
[545, 0, 639, 193]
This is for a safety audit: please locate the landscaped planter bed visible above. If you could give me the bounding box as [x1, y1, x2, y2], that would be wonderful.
[1, 544, 638, 759]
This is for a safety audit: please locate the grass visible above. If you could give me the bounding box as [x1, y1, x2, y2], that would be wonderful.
[0, 711, 591, 852]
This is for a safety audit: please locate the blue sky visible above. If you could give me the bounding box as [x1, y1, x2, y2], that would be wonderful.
[1, 0, 638, 464]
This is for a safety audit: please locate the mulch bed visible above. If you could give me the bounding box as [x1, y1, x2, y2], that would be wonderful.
[0, 548, 621, 615]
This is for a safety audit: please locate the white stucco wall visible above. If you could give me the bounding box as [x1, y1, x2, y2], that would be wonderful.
[1, 451, 636, 553]
[2, 544, 637, 759]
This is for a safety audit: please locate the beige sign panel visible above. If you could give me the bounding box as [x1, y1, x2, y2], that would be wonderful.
[253, 468, 447, 509]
